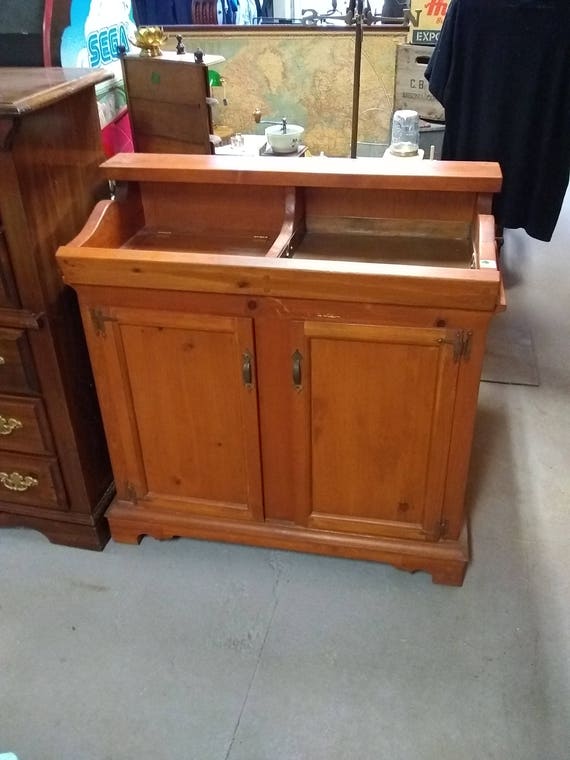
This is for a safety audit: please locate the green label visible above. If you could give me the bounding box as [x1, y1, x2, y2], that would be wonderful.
[150, 71, 161, 85]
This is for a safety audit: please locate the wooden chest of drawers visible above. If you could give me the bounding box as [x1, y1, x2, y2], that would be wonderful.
[0, 68, 114, 548]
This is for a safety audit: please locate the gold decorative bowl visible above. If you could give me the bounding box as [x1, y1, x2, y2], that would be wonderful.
[132, 27, 168, 57]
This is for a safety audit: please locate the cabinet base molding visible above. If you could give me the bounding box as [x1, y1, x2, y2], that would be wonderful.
[0, 510, 111, 550]
[0, 483, 115, 550]
[108, 501, 469, 586]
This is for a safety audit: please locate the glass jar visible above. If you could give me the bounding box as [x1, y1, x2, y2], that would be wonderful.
[389, 109, 420, 157]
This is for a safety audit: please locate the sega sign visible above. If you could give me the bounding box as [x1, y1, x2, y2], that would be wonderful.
[60, 0, 136, 69]
[88, 24, 131, 67]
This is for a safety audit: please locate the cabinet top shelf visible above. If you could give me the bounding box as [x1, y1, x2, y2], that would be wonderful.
[0, 68, 113, 115]
[101, 154, 503, 194]
[58, 154, 503, 313]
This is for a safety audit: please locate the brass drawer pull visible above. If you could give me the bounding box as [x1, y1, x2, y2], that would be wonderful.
[0, 471, 39, 492]
[0, 415, 23, 435]
[0, 356, 5, 365]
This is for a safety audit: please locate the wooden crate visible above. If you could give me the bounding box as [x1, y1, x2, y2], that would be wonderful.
[121, 55, 214, 154]
[394, 43, 445, 122]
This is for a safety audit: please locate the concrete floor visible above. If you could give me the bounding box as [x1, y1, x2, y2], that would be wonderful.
[1, 192, 569, 760]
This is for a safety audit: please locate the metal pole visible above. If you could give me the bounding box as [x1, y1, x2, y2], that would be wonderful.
[350, 3, 364, 158]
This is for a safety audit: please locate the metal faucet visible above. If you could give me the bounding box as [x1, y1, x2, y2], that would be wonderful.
[253, 108, 288, 133]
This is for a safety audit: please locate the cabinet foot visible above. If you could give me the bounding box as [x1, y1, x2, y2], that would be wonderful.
[109, 527, 144, 545]
[430, 562, 468, 587]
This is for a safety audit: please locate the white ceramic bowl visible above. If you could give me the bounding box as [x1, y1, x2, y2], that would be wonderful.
[265, 124, 305, 154]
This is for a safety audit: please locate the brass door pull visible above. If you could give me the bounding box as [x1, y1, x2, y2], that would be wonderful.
[0, 415, 23, 435]
[242, 350, 253, 388]
[0, 471, 39, 492]
[292, 349, 303, 390]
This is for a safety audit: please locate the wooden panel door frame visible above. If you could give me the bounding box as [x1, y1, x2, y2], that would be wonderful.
[80, 303, 264, 521]
[290, 319, 462, 542]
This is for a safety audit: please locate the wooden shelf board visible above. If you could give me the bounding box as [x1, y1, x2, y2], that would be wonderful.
[122, 227, 273, 257]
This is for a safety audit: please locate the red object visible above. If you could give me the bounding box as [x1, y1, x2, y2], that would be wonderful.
[42, 0, 54, 65]
[101, 109, 134, 157]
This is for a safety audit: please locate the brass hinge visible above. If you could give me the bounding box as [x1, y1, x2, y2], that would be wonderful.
[438, 519, 448, 539]
[457, 330, 473, 362]
[438, 330, 473, 362]
[89, 308, 115, 337]
[424, 518, 448, 541]
[125, 481, 138, 504]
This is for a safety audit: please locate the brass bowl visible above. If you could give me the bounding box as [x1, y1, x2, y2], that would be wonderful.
[132, 27, 168, 57]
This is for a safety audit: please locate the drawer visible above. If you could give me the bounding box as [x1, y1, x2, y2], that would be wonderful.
[0, 327, 39, 394]
[0, 452, 67, 511]
[0, 394, 54, 455]
[0, 228, 19, 308]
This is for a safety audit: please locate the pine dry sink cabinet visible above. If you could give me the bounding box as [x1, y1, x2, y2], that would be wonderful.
[57, 154, 504, 585]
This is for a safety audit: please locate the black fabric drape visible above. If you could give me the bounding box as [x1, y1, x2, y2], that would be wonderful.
[133, 0, 191, 25]
[425, 0, 570, 242]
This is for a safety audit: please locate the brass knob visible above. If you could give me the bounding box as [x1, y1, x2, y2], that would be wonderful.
[0, 356, 5, 365]
[0, 415, 23, 435]
[0, 471, 39, 492]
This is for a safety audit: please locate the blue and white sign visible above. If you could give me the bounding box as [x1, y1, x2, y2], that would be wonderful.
[60, 0, 136, 70]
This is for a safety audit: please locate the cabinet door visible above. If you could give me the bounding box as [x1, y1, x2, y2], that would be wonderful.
[91, 308, 263, 521]
[290, 321, 462, 541]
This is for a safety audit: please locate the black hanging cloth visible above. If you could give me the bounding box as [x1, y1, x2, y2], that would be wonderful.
[133, 0, 192, 25]
[425, 0, 570, 242]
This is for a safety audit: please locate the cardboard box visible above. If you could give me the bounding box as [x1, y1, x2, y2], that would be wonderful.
[408, 0, 449, 46]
